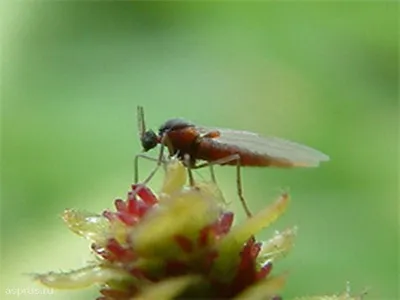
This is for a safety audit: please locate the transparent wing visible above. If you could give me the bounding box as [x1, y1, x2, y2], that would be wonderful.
[198, 126, 330, 167]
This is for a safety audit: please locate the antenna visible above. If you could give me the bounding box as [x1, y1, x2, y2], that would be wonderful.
[137, 106, 146, 138]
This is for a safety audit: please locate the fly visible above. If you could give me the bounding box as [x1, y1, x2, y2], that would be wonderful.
[135, 106, 329, 217]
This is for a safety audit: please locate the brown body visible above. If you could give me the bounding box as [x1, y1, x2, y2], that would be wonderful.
[138, 109, 329, 218]
[163, 125, 293, 168]
[140, 115, 328, 170]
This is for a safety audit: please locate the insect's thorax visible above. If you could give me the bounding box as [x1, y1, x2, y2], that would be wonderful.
[159, 119, 200, 164]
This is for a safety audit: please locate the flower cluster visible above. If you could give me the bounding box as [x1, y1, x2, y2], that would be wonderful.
[34, 158, 366, 300]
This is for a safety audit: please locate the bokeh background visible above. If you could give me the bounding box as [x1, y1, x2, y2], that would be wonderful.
[1, 2, 398, 300]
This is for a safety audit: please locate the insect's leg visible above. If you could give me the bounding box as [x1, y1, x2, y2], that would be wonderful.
[194, 154, 253, 218]
[183, 154, 196, 187]
[233, 157, 252, 217]
[193, 158, 225, 185]
[194, 154, 241, 169]
[234, 158, 252, 217]
[134, 153, 163, 183]
[207, 165, 217, 183]
[139, 134, 177, 186]
[140, 143, 166, 186]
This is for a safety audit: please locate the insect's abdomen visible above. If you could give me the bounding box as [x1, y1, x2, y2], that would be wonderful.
[196, 139, 294, 167]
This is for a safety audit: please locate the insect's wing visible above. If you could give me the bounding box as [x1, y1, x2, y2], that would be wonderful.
[199, 126, 330, 167]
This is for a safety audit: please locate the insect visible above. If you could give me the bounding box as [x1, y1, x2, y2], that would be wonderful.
[135, 106, 329, 217]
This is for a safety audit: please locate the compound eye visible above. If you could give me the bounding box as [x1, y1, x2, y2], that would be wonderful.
[141, 130, 159, 152]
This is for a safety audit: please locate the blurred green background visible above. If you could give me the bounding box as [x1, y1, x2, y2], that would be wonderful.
[1, 2, 398, 300]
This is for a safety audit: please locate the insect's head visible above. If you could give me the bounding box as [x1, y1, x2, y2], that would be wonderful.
[137, 106, 159, 152]
[137, 106, 192, 152]
[140, 129, 159, 152]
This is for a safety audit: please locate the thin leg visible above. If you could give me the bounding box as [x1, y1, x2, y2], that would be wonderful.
[134, 134, 177, 185]
[134, 153, 163, 183]
[193, 154, 252, 218]
[208, 164, 229, 207]
[194, 154, 240, 169]
[209, 165, 217, 183]
[131, 144, 167, 201]
[183, 154, 195, 187]
[140, 143, 166, 186]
